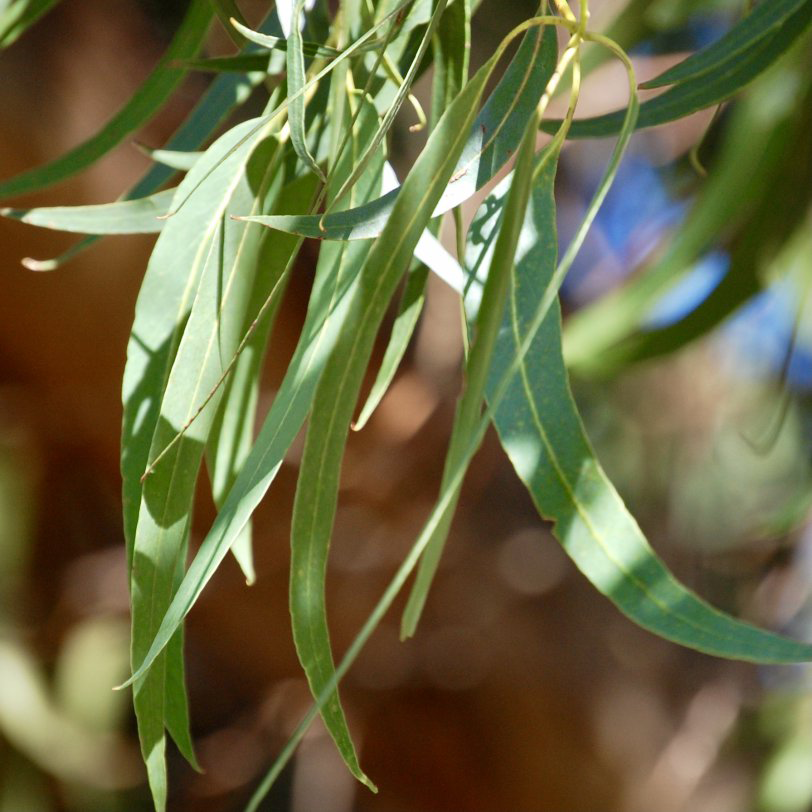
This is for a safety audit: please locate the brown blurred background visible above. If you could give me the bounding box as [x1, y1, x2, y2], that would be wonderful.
[1, 2, 811, 811]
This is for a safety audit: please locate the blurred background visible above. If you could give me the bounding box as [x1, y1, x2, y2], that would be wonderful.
[1, 0, 811, 810]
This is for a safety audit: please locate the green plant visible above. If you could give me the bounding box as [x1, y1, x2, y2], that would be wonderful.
[3, 0, 812, 809]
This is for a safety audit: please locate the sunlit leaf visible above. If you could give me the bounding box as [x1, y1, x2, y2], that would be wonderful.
[1, 189, 174, 234]
[0, 0, 59, 49]
[401, 110, 544, 638]
[243, 20, 557, 238]
[123, 119, 278, 812]
[468, 142, 812, 665]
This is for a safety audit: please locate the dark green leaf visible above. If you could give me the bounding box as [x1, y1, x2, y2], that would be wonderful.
[0, 0, 213, 199]
[544, 0, 812, 138]
[641, 0, 807, 89]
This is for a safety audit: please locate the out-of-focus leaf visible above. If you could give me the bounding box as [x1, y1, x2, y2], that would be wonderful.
[183, 53, 279, 73]
[543, 0, 812, 138]
[123, 119, 277, 812]
[641, 0, 807, 89]
[243, 20, 557, 238]
[1, 189, 174, 234]
[230, 19, 341, 57]
[564, 63, 806, 373]
[0, 0, 59, 49]
[0, 0, 213, 199]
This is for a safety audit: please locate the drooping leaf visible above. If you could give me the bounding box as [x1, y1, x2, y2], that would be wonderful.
[640, 0, 807, 89]
[401, 111, 545, 638]
[287, 0, 327, 181]
[121, 23, 513, 709]
[122, 118, 278, 811]
[543, 0, 812, 139]
[0, 0, 59, 48]
[206, 170, 319, 584]
[430, 0, 471, 129]
[243, 19, 558, 239]
[465, 138, 812, 666]
[0, 0, 213, 199]
[230, 18, 342, 57]
[288, 92, 386, 792]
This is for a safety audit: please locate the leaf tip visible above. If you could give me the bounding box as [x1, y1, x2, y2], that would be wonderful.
[22, 256, 57, 272]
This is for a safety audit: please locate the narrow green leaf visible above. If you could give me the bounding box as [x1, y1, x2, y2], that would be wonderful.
[1, 188, 174, 234]
[353, 262, 428, 432]
[430, 0, 470, 129]
[121, 28, 508, 702]
[206, 170, 319, 583]
[640, 0, 806, 89]
[122, 118, 276, 810]
[0, 0, 59, 48]
[543, 0, 812, 139]
[401, 111, 544, 638]
[468, 144, 812, 665]
[243, 19, 558, 239]
[23, 11, 284, 270]
[287, 0, 327, 181]
[0, 0, 213, 199]
[288, 94, 387, 792]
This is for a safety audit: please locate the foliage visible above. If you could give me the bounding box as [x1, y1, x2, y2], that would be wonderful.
[2, 0, 812, 809]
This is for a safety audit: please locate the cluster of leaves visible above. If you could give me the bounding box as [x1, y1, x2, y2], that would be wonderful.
[3, 0, 812, 809]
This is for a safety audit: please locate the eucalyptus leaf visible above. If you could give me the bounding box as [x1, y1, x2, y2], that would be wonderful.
[544, 0, 812, 139]
[640, 0, 807, 89]
[467, 145, 812, 665]
[123, 119, 278, 811]
[0, 0, 59, 49]
[0, 0, 213, 199]
[1, 189, 174, 234]
[243, 20, 558, 239]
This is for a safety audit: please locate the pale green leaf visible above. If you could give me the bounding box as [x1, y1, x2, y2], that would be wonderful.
[1, 189, 174, 234]
[0, 0, 59, 49]
[122, 118, 277, 811]
[242, 19, 558, 238]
